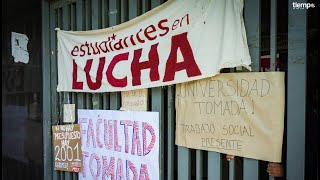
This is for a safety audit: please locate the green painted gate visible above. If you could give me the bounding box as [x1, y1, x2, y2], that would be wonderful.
[42, 0, 307, 179]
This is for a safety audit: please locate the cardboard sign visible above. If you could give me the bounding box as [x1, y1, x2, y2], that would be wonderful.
[52, 124, 82, 172]
[78, 110, 159, 180]
[56, 0, 251, 92]
[175, 72, 285, 162]
[121, 89, 148, 111]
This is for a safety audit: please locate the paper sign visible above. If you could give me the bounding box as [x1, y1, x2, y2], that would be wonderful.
[78, 110, 159, 180]
[121, 89, 148, 111]
[64, 104, 76, 123]
[11, 32, 29, 64]
[52, 124, 82, 172]
[175, 72, 285, 162]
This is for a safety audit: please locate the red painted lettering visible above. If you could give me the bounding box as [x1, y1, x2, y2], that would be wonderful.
[116, 158, 124, 180]
[126, 160, 138, 180]
[106, 53, 129, 87]
[89, 153, 101, 179]
[71, 46, 79, 56]
[144, 25, 157, 41]
[102, 156, 115, 180]
[139, 164, 150, 180]
[132, 121, 142, 156]
[81, 151, 89, 178]
[172, 19, 180, 30]
[104, 120, 113, 150]
[84, 57, 105, 90]
[120, 120, 133, 153]
[136, 29, 145, 43]
[80, 44, 86, 57]
[143, 122, 156, 156]
[72, 59, 83, 89]
[113, 120, 122, 152]
[87, 119, 97, 148]
[158, 19, 169, 37]
[96, 119, 103, 148]
[131, 43, 160, 86]
[163, 32, 201, 82]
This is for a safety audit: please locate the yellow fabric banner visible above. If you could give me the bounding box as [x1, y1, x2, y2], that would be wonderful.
[176, 72, 285, 162]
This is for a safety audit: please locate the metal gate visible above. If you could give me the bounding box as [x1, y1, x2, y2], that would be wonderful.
[42, 0, 307, 179]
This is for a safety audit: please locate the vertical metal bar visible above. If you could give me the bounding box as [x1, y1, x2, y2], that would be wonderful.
[61, 89, 72, 180]
[70, 3, 76, 31]
[74, 3, 84, 180]
[84, 0, 93, 111]
[207, 152, 221, 179]
[121, 0, 129, 22]
[109, 0, 121, 110]
[244, 0, 260, 179]
[142, 0, 150, 13]
[70, 70, 77, 180]
[102, 0, 109, 28]
[178, 147, 191, 180]
[91, 0, 102, 111]
[109, 0, 119, 27]
[42, 0, 52, 179]
[62, 5, 73, 180]
[196, 150, 203, 180]
[57, 7, 62, 115]
[229, 159, 235, 180]
[71, 88, 78, 180]
[50, 7, 60, 180]
[101, 0, 110, 109]
[152, 87, 165, 180]
[103, 93, 110, 110]
[76, 0, 85, 31]
[193, 0, 204, 173]
[76, 89, 85, 178]
[287, 0, 307, 180]
[270, 0, 277, 71]
[129, 0, 137, 19]
[63, 92, 72, 179]
[229, 68, 236, 180]
[85, 0, 92, 30]
[101, 0, 110, 110]
[85, 94, 91, 109]
[58, 92, 64, 180]
[70, 2, 77, 122]
[151, 0, 160, 8]
[62, 5, 71, 31]
[245, 0, 261, 72]
[167, 86, 175, 180]
[92, 0, 101, 29]
[268, 1, 277, 180]
[77, 95, 85, 110]
[92, 94, 102, 109]
[148, 2, 165, 179]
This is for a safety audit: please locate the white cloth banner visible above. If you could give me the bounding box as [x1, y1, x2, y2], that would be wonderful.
[78, 110, 159, 180]
[57, 0, 251, 92]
